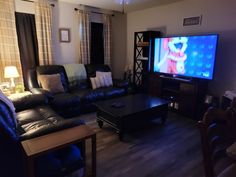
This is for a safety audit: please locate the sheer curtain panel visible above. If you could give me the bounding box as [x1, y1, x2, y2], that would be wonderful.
[35, 0, 53, 65]
[103, 14, 112, 66]
[78, 10, 90, 64]
[0, 0, 23, 84]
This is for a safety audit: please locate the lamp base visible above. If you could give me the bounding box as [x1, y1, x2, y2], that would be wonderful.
[10, 78, 15, 88]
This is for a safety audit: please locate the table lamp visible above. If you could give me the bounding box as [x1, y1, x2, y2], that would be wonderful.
[4, 66, 19, 88]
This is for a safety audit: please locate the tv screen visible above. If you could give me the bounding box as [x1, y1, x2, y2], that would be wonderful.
[153, 34, 218, 80]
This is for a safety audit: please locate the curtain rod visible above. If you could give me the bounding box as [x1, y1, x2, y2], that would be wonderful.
[21, 0, 55, 7]
[74, 8, 114, 16]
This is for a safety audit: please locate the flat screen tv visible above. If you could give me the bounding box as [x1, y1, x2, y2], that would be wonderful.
[153, 34, 218, 80]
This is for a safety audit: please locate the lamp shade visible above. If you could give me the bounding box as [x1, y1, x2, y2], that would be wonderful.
[4, 66, 19, 78]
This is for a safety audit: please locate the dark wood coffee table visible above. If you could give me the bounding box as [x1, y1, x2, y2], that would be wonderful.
[94, 94, 169, 140]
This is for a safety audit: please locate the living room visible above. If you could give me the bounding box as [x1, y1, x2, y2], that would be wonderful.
[1, 0, 236, 177]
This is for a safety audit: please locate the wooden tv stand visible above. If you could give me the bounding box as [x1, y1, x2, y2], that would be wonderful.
[149, 74, 208, 120]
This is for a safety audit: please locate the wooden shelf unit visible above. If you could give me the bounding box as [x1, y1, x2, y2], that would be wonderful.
[149, 74, 208, 120]
[133, 31, 161, 91]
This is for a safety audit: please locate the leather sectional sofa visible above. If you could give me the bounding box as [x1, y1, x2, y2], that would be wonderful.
[0, 64, 127, 177]
[28, 64, 128, 117]
[0, 93, 85, 177]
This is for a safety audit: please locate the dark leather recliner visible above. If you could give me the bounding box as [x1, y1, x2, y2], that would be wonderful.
[28, 64, 128, 116]
[0, 93, 85, 177]
[28, 65, 81, 117]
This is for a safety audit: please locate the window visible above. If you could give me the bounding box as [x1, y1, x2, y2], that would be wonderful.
[90, 22, 104, 64]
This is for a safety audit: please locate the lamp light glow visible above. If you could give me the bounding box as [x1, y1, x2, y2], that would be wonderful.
[4, 66, 19, 88]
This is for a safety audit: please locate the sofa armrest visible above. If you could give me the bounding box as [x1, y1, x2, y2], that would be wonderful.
[30, 88, 54, 99]
[21, 125, 94, 157]
[9, 93, 48, 112]
[113, 79, 129, 88]
[21, 125, 96, 177]
[19, 118, 85, 140]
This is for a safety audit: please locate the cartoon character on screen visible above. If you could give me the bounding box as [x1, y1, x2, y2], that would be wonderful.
[160, 37, 188, 74]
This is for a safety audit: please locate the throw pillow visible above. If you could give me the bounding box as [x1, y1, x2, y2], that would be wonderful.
[38, 74, 65, 93]
[95, 77, 102, 88]
[90, 76, 107, 90]
[96, 71, 113, 86]
[99, 76, 106, 87]
[90, 77, 97, 89]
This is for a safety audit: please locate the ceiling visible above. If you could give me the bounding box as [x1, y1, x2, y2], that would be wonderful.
[59, 0, 183, 13]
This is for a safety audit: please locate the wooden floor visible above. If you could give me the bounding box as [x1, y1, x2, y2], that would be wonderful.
[80, 112, 205, 177]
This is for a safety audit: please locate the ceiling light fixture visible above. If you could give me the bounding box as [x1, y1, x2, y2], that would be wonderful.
[120, 0, 129, 14]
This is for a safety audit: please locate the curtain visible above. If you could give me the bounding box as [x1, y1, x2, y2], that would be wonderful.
[35, 0, 53, 65]
[78, 11, 90, 64]
[0, 0, 23, 84]
[15, 12, 39, 90]
[103, 14, 112, 66]
[91, 22, 104, 64]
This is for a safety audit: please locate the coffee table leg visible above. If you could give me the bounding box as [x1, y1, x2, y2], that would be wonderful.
[97, 120, 104, 128]
[117, 130, 124, 141]
[161, 106, 168, 125]
[161, 117, 166, 125]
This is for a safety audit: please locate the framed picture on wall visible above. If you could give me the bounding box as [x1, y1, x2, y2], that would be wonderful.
[59, 28, 70, 42]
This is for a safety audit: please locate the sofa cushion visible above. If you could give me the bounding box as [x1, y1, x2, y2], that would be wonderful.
[10, 93, 47, 112]
[16, 105, 84, 140]
[97, 87, 126, 99]
[50, 93, 81, 110]
[72, 89, 105, 103]
[38, 74, 65, 94]
[16, 105, 62, 127]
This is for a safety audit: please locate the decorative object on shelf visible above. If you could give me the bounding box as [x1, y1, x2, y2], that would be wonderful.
[124, 64, 132, 84]
[4, 66, 19, 88]
[136, 42, 149, 46]
[59, 28, 70, 42]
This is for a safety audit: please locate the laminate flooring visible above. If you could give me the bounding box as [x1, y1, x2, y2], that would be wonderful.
[79, 112, 204, 177]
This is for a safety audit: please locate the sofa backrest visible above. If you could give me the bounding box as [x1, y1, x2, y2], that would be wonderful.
[36, 65, 70, 92]
[85, 64, 111, 88]
[27, 64, 112, 91]
[85, 64, 111, 78]
[0, 100, 19, 143]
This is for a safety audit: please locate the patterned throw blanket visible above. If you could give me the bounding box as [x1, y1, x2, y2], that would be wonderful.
[63, 63, 87, 88]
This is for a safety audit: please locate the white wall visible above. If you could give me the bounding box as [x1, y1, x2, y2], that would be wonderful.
[111, 12, 127, 79]
[53, 1, 80, 64]
[127, 0, 236, 95]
